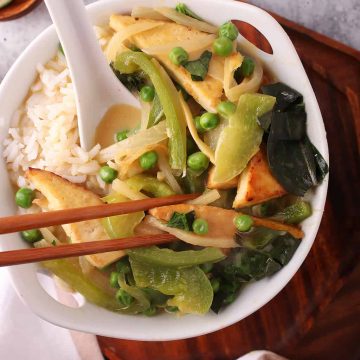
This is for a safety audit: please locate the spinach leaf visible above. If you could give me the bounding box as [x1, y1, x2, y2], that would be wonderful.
[266, 234, 300, 266]
[310, 139, 329, 182]
[268, 134, 317, 196]
[262, 82, 303, 111]
[110, 63, 146, 91]
[148, 93, 164, 128]
[175, 3, 203, 20]
[167, 211, 195, 231]
[183, 51, 212, 81]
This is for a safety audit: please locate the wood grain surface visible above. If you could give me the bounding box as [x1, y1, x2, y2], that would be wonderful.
[98, 9, 360, 360]
[0, 0, 41, 21]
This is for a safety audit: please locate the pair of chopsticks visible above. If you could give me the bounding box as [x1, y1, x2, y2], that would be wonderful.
[0, 193, 198, 267]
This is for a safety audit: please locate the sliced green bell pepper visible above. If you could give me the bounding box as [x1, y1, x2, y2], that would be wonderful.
[127, 246, 225, 268]
[101, 193, 144, 239]
[130, 258, 213, 315]
[114, 52, 187, 171]
[126, 174, 175, 198]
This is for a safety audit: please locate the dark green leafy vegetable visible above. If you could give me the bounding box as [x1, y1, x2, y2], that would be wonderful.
[310, 140, 329, 182]
[175, 83, 191, 101]
[268, 130, 317, 196]
[110, 63, 146, 91]
[183, 51, 212, 81]
[211, 232, 300, 312]
[266, 234, 300, 266]
[167, 211, 195, 231]
[269, 109, 306, 141]
[262, 82, 303, 111]
[257, 111, 272, 132]
[175, 3, 203, 20]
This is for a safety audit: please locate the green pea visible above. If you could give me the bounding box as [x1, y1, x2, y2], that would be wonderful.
[15, 187, 35, 209]
[115, 289, 134, 307]
[116, 130, 129, 142]
[213, 37, 233, 57]
[217, 101, 236, 118]
[211, 277, 220, 293]
[143, 306, 157, 317]
[99, 165, 118, 184]
[187, 152, 210, 171]
[234, 214, 254, 232]
[165, 306, 179, 313]
[21, 229, 43, 243]
[199, 112, 219, 130]
[240, 57, 255, 77]
[139, 151, 158, 170]
[192, 218, 209, 235]
[201, 262, 213, 273]
[109, 272, 120, 288]
[168, 47, 189, 66]
[218, 21, 239, 41]
[194, 116, 206, 134]
[139, 85, 155, 102]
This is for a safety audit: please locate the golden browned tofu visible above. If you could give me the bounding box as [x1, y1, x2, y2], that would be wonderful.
[26, 169, 125, 268]
[233, 149, 286, 208]
[149, 204, 303, 239]
[109, 15, 223, 112]
[207, 166, 239, 190]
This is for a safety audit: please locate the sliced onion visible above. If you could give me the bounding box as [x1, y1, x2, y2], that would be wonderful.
[140, 99, 151, 131]
[203, 118, 228, 151]
[39, 227, 60, 245]
[131, 6, 170, 21]
[112, 179, 148, 200]
[179, 93, 215, 164]
[208, 56, 225, 83]
[187, 189, 221, 205]
[147, 216, 238, 248]
[157, 151, 183, 194]
[155, 7, 217, 34]
[142, 34, 216, 56]
[224, 53, 264, 102]
[98, 121, 168, 163]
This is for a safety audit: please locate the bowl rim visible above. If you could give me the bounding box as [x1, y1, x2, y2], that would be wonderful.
[0, 0, 329, 341]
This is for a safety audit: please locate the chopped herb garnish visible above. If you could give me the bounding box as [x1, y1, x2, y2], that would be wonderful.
[51, 240, 56, 246]
[167, 211, 195, 231]
[182, 50, 212, 81]
[175, 3, 203, 20]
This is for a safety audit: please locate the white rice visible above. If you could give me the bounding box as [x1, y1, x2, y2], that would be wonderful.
[3, 27, 113, 194]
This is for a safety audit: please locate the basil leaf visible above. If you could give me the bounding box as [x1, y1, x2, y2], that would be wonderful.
[167, 211, 195, 231]
[110, 63, 146, 91]
[183, 51, 212, 81]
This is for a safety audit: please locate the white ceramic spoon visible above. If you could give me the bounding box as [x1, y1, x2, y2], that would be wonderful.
[44, 0, 139, 151]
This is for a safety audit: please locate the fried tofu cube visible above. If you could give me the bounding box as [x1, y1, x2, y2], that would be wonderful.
[26, 169, 125, 268]
[233, 149, 286, 208]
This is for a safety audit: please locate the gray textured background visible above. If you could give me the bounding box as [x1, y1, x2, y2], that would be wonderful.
[0, 0, 359, 81]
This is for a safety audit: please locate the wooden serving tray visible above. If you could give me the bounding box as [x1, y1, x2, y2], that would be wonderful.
[98, 9, 360, 360]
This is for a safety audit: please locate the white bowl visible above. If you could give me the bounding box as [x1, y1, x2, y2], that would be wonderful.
[0, 0, 328, 341]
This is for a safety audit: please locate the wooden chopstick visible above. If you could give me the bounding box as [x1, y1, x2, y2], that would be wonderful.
[0, 233, 176, 267]
[0, 193, 197, 235]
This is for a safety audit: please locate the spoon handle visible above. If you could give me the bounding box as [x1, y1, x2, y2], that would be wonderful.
[44, 0, 138, 150]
